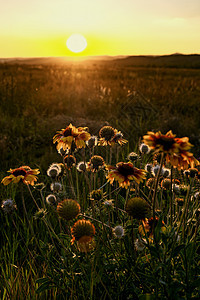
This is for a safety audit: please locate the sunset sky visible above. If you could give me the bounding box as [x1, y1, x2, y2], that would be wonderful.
[0, 0, 199, 57]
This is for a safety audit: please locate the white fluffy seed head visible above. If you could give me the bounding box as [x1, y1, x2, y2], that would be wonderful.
[113, 225, 125, 238]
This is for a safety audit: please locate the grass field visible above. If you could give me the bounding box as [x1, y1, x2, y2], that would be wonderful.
[0, 60, 200, 299]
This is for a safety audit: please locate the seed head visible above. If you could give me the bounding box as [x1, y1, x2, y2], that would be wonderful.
[127, 152, 139, 162]
[1, 199, 17, 214]
[46, 194, 57, 206]
[57, 199, 80, 221]
[113, 225, 125, 238]
[125, 197, 151, 220]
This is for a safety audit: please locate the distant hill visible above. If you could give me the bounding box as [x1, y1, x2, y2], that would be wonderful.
[109, 54, 200, 69]
[0, 54, 200, 68]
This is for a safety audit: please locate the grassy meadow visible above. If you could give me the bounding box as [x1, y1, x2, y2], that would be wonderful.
[0, 60, 200, 299]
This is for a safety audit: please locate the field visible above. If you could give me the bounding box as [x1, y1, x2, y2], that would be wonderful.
[0, 59, 200, 299]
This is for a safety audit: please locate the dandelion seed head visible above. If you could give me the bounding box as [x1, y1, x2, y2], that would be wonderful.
[77, 161, 87, 172]
[145, 163, 153, 173]
[50, 182, 62, 192]
[86, 136, 98, 148]
[113, 225, 125, 238]
[127, 152, 139, 162]
[46, 194, 57, 206]
[139, 143, 150, 154]
[1, 199, 17, 214]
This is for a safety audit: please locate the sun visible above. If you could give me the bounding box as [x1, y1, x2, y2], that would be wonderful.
[66, 34, 87, 53]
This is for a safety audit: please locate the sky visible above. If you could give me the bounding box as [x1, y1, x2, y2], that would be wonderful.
[0, 0, 200, 57]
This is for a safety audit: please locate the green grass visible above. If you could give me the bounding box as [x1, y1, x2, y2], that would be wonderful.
[0, 62, 200, 299]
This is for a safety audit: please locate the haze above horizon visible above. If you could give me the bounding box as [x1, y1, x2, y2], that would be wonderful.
[0, 0, 199, 58]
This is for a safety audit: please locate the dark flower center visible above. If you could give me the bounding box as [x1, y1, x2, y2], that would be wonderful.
[63, 127, 72, 137]
[12, 169, 27, 177]
[117, 163, 135, 176]
[156, 137, 175, 151]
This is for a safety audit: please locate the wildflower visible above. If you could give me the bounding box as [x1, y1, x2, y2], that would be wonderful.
[139, 143, 150, 154]
[127, 152, 139, 162]
[86, 136, 98, 148]
[1, 199, 17, 214]
[57, 199, 80, 221]
[145, 163, 153, 173]
[57, 147, 69, 156]
[50, 182, 62, 193]
[1, 166, 40, 186]
[113, 225, 125, 238]
[166, 151, 199, 170]
[71, 220, 95, 251]
[76, 161, 87, 172]
[46, 194, 57, 206]
[125, 197, 151, 220]
[47, 163, 62, 178]
[64, 155, 76, 169]
[151, 164, 163, 177]
[162, 168, 171, 178]
[87, 155, 105, 172]
[90, 189, 103, 201]
[107, 162, 146, 189]
[99, 126, 127, 146]
[143, 130, 179, 154]
[161, 178, 172, 190]
[146, 178, 156, 189]
[53, 123, 91, 151]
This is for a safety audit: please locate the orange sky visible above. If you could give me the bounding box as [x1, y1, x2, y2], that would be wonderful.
[0, 0, 199, 57]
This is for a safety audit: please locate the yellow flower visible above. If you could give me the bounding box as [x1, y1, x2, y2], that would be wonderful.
[106, 162, 146, 188]
[1, 166, 40, 186]
[53, 123, 91, 151]
[71, 219, 95, 252]
[98, 126, 127, 146]
[143, 130, 179, 154]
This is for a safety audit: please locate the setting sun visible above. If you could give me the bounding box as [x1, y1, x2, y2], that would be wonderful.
[66, 34, 87, 53]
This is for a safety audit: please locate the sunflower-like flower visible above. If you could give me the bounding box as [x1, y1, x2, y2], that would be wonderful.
[71, 219, 95, 252]
[143, 130, 198, 170]
[166, 150, 199, 170]
[1, 166, 40, 186]
[87, 155, 105, 172]
[143, 130, 180, 154]
[57, 199, 80, 221]
[106, 162, 146, 188]
[98, 126, 127, 146]
[53, 123, 91, 151]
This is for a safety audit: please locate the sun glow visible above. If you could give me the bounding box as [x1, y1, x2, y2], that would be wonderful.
[66, 34, 87, 53]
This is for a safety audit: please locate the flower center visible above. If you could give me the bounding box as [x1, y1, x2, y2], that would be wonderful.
[156, 137, 175, 151]
[63, 127, 72, 137]
[12, 169, 27, 177]
[117, 163, 134, 176]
